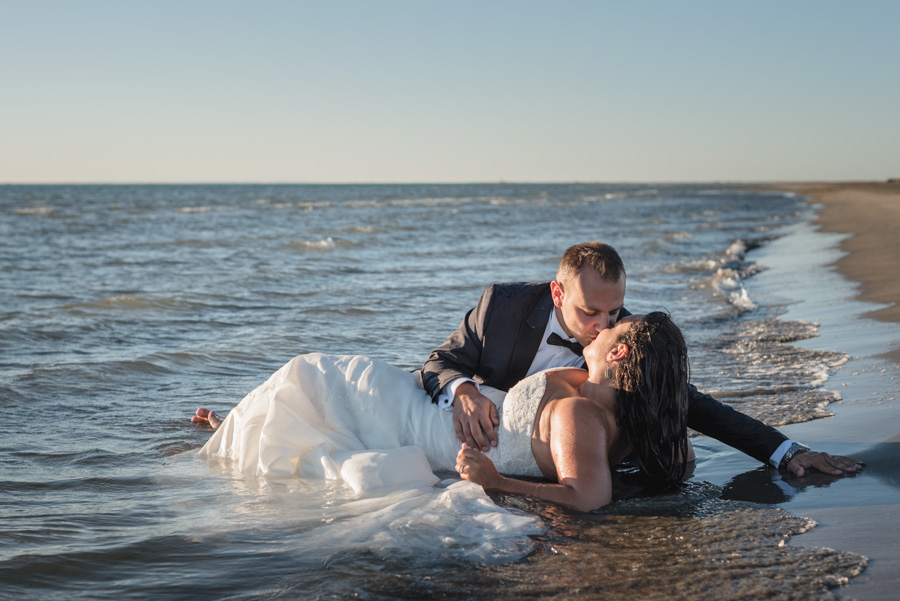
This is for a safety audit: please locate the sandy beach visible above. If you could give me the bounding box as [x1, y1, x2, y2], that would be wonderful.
[732, 181, 900, 600]
[783, 181, 900, 347]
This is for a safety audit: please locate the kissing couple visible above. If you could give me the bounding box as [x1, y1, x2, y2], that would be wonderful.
[194, 242, 862, 511]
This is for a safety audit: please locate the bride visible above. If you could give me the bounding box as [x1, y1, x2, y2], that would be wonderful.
[194, 311, 693, 512]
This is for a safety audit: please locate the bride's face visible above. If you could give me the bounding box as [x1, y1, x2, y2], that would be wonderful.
[582, 315, 640, 375]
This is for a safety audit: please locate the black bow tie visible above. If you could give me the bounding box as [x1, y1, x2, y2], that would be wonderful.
[547, 332, 583, 356]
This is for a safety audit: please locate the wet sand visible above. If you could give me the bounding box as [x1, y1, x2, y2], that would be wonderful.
[781, 181, 900, 361]
[710, 181, 900, 600]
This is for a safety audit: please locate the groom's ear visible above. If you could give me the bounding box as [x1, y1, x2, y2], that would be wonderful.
[550, 280, 564, 308]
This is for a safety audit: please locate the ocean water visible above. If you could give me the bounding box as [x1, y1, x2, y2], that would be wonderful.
[0, 184, 867, 599]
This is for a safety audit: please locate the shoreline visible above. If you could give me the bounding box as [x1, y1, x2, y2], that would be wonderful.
[723, 181, 900, 600]
[775, 181, 900, 363]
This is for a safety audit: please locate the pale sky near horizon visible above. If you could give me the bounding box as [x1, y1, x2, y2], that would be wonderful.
[2, 1, 898, 184]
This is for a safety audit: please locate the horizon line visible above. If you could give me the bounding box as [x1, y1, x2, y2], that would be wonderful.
[1, 178, 890, 187]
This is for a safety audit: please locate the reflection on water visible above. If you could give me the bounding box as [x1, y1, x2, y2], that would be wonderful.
[721, 466, 841, 505]
[720, 442, 900, 507]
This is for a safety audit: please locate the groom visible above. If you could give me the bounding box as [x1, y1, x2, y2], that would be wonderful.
[420, 241, 862, 477]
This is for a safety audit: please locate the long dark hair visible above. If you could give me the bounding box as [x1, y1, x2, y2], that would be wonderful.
[612, 311, 690, 485]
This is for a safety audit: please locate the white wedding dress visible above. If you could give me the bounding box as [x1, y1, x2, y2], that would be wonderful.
[199, 353, 548, 492]
[195, 354, 552, 563]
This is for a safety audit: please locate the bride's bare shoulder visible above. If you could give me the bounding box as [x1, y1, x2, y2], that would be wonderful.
[543, 394, 610, 436]
[544, 368, 589, 388]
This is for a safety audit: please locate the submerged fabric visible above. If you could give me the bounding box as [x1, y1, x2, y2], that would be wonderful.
[195, 354, 551, 561]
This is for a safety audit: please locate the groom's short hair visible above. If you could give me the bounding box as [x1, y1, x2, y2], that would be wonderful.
[557, 241, 625, 284]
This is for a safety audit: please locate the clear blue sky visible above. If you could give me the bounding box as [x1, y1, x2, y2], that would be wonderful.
[2, 1, 898, 183]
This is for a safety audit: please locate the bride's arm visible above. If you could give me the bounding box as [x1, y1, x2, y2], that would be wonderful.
[457, 397, 613, 512]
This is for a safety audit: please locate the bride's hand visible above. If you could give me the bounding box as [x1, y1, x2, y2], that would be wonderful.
[456, 444, 500, 489]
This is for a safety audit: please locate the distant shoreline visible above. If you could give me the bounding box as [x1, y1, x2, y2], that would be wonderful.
[771, 181, 900, 363]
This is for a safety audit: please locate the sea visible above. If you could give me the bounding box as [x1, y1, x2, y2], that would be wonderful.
[0, 184, 874, 599]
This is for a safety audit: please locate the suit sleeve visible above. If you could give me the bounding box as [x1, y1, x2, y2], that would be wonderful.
[420, 285, 496, 402]
[687, 384, 787, 464]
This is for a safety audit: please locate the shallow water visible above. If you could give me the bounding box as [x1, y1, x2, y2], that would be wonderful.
[0, 184, 869, 598]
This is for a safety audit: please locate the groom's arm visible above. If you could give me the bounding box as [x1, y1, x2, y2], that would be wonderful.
[686, 385, 787, 465]
[688, 386, 864, 475]
[421, 286, 505, 451]
[420, 285, 495, 401]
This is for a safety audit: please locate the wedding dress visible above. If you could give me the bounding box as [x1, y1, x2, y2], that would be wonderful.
[195, 353, 553, 563]
[199, 353, 549, 492]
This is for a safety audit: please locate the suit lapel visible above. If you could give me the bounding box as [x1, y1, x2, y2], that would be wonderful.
[503, 289, 554, 389]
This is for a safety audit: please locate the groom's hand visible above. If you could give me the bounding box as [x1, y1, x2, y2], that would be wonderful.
[787, 450, 864, 477]
[453, 383, 500, 452]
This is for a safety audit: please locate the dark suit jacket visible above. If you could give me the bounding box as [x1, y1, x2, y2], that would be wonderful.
[420, 281, 787, 465]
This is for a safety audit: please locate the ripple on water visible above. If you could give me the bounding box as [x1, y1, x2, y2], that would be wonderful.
[704, 318, 849, 426]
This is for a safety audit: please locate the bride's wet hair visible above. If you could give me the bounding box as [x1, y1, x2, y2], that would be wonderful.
[612, 311, 690, 485]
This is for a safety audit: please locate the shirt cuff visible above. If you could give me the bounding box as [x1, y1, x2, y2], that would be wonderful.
[438, 377, 478, 412]
[769, 439, 798, 468]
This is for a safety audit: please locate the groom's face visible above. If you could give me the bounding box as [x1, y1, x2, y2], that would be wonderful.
[551, 268, 626, 347]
